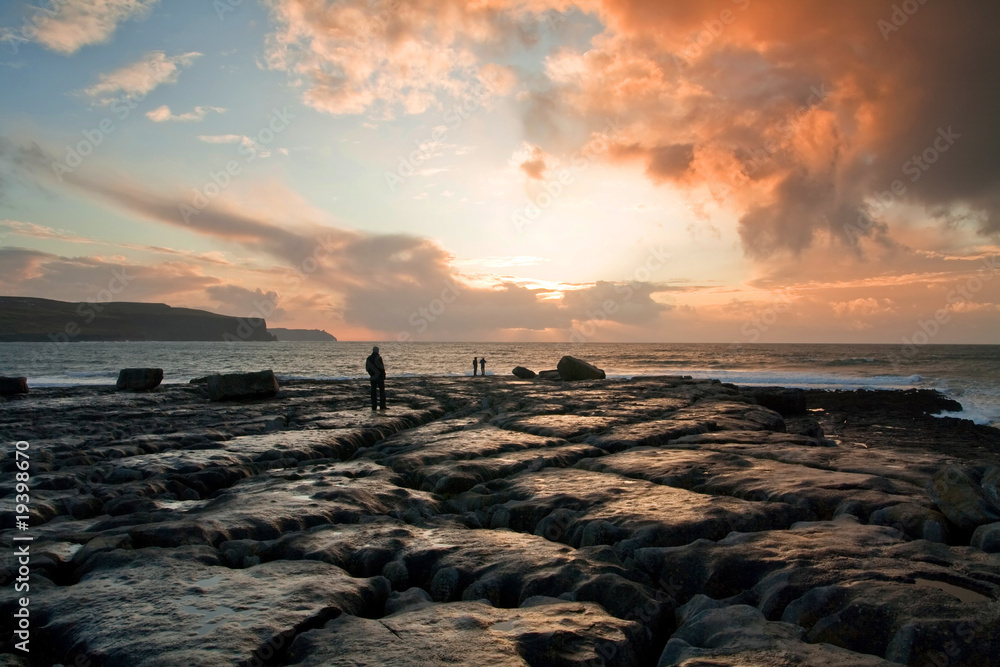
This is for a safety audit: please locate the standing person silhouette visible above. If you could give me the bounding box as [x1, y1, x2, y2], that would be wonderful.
[472, 357, 478, 376]
[366, 346, 386, 410]
[479, 356, 486, 376]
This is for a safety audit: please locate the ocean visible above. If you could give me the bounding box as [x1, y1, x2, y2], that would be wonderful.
[1, 342, 998, 428]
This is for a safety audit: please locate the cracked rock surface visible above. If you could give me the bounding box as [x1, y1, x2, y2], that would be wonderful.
[2, 376, 998, 666]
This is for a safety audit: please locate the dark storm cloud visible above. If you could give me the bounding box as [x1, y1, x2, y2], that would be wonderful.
[533, 0, 1000, 256]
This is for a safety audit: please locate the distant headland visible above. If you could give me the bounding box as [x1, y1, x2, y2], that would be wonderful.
[269, 328, 337, 341]
[0, 296, 277, 342]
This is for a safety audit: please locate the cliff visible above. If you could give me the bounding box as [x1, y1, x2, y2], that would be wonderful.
[0, 296, 276, 342]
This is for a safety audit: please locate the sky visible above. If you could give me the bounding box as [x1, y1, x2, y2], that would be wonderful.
[0, 0, 998, 344]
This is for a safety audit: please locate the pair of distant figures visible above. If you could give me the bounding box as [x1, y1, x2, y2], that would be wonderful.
[472, 356, 487, 376]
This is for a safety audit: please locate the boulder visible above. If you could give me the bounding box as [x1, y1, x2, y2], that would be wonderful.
[794, 418, 824, 438]
[743, 387, 807, 416]
[72, 534, 133, 568]
[206, 369, 280, 401]
[929, 465, 1000, 531]
[982, 467, 1000, 509]
[971, 522, 1000, 553]
[868, 503, 950, 543]
[0, 376, 28, 396]
[556, 356, 606, 381]
[116, 368, 163, 391]
[537, 369, 561, 380]
[511, 366, 536, 379]
[659, 601, 899, 666]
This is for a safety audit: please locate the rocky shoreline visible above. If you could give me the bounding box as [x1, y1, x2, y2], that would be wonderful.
[2, 375, 999, 666]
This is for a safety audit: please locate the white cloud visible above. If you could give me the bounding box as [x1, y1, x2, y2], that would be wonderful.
[146, 105, 225, 122]
[83, 51, 201, 105]
[197, 134, 271, 158]
[260, 0, 525, 117]
[197, 134, 244, 144]
[949, 301, 1000, 313]
[18, 0, 158, 55]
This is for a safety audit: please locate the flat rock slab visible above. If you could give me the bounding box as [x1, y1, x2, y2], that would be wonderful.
[256, 521, 670, 624]
[584, 419, 720, 452]
[416, 442, 606, 494]
[62, 462, 438, 550]
[287, 600, 641, 666]
[0, 546, 389, 667]
[671, 401, 787, 432]
[582, 402, 787, 452]
[362, 422, 572, 473]
[461, 468, 797, 554]
[635, 517, 1000, 664]
[577, 447, 932, 527]
[673, 431, 946, 488]
[220, 421, 434, 462]
[491, 414, 622, 439]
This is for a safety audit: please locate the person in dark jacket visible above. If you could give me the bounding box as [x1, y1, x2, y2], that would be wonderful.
[479, 357, 486, 376]
[473, 357, 478, 376]
[366, 346, 386, 410]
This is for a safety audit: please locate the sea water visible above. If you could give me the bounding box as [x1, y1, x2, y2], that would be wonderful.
[1, 342, 998, 427]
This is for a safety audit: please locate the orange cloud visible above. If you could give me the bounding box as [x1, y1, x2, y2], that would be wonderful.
[527, 0, 1000, 259]
[0, 247, 221, 305]
[519, 145, 548, 179]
